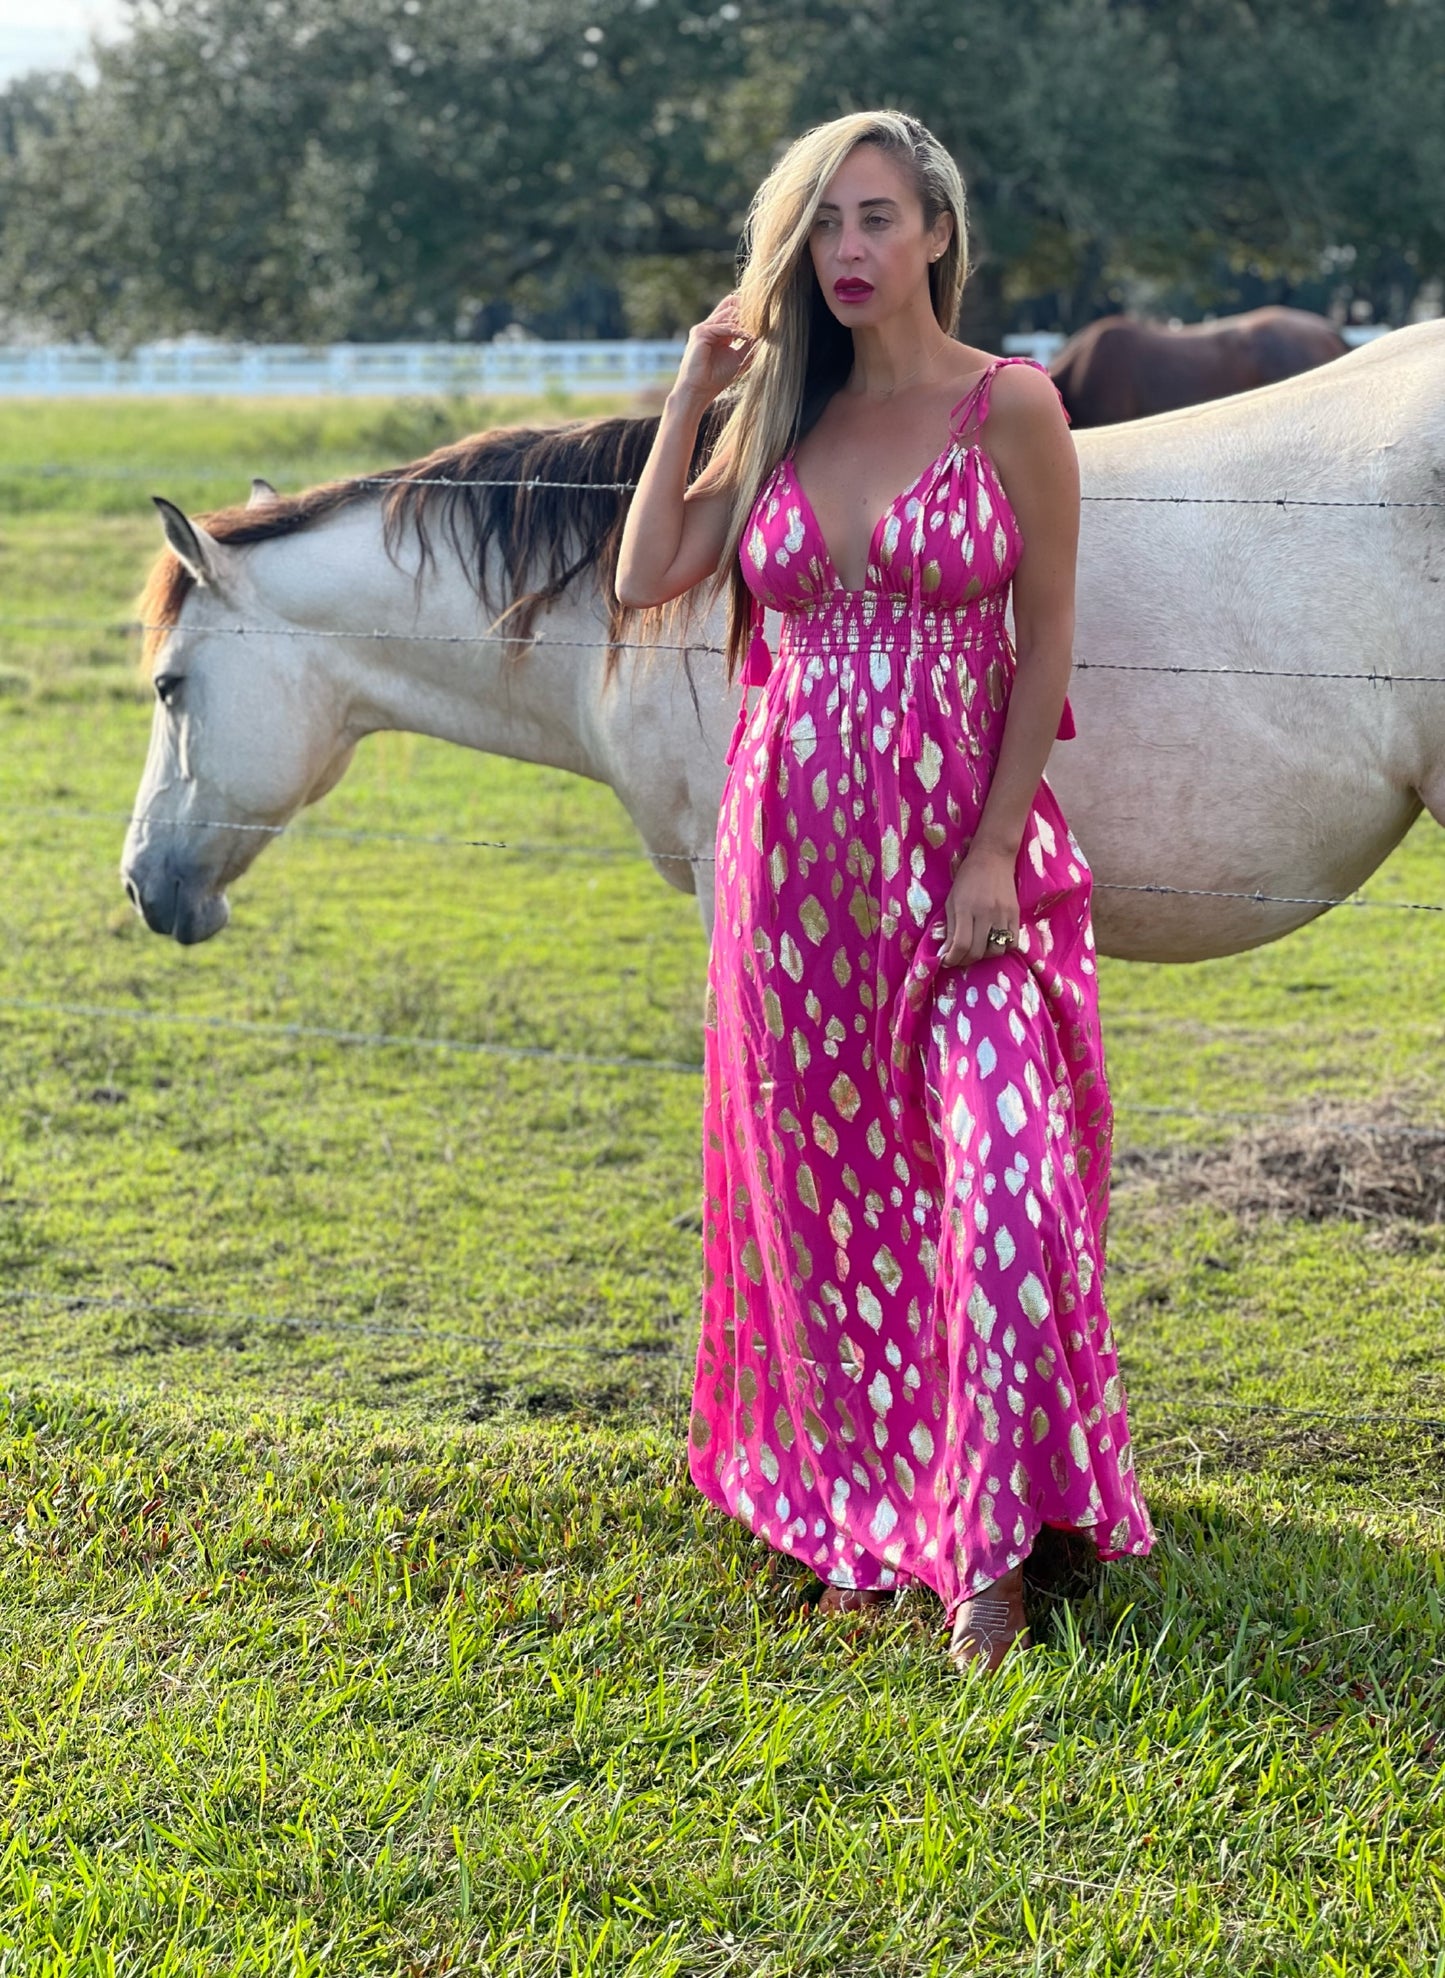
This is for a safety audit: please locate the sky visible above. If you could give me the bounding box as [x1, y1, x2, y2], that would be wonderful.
[0, 0, 126, 86]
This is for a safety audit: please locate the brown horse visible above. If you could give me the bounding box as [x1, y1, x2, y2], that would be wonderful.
[1050, 306, 1349, 427]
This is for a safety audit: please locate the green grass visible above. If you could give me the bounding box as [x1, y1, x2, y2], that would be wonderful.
[0, 396, 1442, 1974]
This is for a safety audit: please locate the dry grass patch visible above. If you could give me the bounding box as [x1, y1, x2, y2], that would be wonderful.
[1116, 1090, 1445, 1240]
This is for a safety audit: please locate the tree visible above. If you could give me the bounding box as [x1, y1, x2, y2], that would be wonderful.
[1, 0, 1440, 343]
[0, 0, 780, 342]
[776, 0, 1186, 344]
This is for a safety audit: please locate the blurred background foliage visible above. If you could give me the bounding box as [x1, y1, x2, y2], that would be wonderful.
[0, 0, 1440, 348]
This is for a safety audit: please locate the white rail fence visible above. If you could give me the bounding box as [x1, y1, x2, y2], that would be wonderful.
[0, 339, 687, 398]
[0, 327, 1395, 397]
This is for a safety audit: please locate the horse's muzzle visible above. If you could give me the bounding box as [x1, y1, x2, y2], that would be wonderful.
[122, 866, 231, 944]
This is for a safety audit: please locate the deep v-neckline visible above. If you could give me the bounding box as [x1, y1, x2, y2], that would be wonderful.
[784, 437, 1009, 596]
[783, 436, 970, 594]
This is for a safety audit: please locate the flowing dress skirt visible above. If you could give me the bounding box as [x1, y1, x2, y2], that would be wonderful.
[689, 588, 1155, 1621]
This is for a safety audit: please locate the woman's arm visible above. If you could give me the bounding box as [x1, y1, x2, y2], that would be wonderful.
[940, 362, 1080, 965]
[615, 292, 754, 608]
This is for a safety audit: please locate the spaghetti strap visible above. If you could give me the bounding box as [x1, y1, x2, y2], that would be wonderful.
[949, 354, 1072, 440]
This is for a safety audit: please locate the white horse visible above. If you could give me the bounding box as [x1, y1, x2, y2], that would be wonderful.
[123, 320, 1445, 959]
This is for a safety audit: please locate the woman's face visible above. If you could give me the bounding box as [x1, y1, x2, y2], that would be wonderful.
[808, 142, 951, 324]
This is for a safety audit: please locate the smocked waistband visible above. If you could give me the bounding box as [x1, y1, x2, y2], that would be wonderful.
[781, 587, 1006, 619]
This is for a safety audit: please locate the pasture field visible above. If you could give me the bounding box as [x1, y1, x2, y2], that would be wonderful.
[0, 396, 1442, 1975]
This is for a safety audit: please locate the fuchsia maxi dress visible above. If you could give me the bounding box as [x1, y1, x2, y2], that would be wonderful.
[689, 356, 1154, 1623]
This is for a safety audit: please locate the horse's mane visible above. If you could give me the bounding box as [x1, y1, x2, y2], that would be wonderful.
[138, 406, 725, 678]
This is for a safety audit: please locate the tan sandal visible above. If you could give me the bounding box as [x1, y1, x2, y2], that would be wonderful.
[814, 1580, 896, 1614]
[947, 1564, 1030, 1672]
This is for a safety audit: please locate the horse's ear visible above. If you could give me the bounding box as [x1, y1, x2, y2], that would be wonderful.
[152, 497, 227, 588]
[248, 477, 278, 507]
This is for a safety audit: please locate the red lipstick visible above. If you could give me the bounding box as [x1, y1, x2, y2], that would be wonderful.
[834, 279, 874, 302]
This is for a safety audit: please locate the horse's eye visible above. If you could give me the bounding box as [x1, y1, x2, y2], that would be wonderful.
[154, 673, 182, 707]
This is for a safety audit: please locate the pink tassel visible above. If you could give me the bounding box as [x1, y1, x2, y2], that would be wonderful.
[742, 626, 772, 687]
[899, 700, 921, 760]
[724, 697, 749, 767]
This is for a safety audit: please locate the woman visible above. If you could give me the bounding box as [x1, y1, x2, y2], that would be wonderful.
[616, 109, 1154, 1672]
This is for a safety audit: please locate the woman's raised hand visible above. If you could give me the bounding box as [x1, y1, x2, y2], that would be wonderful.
[673, 291, 758, 406]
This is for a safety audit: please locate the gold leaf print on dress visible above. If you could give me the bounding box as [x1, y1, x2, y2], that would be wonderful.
[798, 895, 828, 944]
[848, 888, 881, 938]
[829, 1072, 862, 1121]
[978, 1392, 1001, 1447]
[790, 713, 818, 765]
[873, 1245, 902, 1294]
[1018, 1273, 1050, 1324]
[967, 1283, 997, 1343]
[845, 838, 877, 884]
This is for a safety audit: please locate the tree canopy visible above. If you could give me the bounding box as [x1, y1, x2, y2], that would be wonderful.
[1, 0, 1440, 345]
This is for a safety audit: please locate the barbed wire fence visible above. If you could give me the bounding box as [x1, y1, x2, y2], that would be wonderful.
[2, 462, 1442, 1448]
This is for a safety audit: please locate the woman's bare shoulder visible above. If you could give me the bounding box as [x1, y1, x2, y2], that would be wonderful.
[986, 357, 1070, 426]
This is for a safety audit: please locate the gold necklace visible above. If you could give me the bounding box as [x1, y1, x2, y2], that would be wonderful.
[849, 353, 944, 403]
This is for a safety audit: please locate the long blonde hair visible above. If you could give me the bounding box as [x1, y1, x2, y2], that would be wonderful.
[683, 110, 970, 684]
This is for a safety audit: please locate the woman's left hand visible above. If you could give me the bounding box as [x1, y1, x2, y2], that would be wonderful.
[940, 844, 1020, 967]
